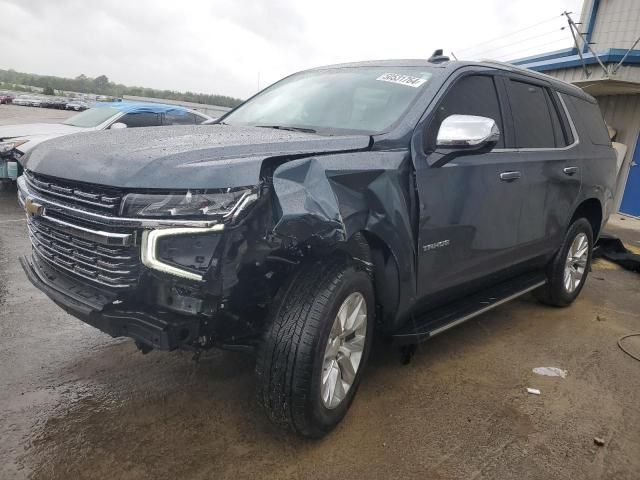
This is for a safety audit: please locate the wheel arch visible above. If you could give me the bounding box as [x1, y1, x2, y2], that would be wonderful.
[570, 197, 603, 240]
[341, 231, 401, 331]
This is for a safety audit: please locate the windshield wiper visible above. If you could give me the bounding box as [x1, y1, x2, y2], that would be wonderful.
[255, 125, 317, 134]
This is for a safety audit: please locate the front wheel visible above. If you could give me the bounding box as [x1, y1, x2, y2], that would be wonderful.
[256, 259, 374, 438]
[535, 217, 593, 307]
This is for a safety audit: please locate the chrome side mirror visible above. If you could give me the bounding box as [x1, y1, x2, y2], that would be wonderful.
[436, 114, 499, 148]
[110, 122, 128, 130]
[428, 114, 500, 167]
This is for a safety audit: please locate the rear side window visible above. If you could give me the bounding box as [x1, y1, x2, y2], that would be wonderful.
[507, 80, 556, 148]
[566, 95, 610, 146]
[554, 92, 575, 145]
[545, 90, 569, 147]
[429, 74, 505, 148]
[163, 112, 199, 125]
[118, 112, 162, 128]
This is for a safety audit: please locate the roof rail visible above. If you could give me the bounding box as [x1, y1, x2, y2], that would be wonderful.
[480, 59, 583, 90]
[480, 59, 519, 71]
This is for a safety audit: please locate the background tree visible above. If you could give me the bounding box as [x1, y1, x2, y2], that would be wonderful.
[0, 68, 242, 107]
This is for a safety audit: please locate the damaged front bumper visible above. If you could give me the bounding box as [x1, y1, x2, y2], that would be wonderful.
[20, 252, 209, 350]
[17, 173, 278, 352]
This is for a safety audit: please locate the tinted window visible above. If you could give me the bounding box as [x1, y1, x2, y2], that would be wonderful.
[119, 112, 162, 128]
[163, 112, 198, 125]
[566, 95, 610, 146]
[507, 80, 556, 148]
[429, 75, 505, 148]
[545, 90, 568, 147]
[554, 92, 575, 145]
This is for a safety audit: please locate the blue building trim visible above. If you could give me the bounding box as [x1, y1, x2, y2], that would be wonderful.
[512, 48, 640, 72]
[510, 47, 577, 66]
[583, 0, 601, 53]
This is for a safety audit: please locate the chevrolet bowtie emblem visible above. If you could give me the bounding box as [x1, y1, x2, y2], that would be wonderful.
[24, 197, 44, 217]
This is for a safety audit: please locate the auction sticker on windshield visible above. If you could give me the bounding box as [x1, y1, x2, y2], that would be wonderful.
[376, 73, 428, 88]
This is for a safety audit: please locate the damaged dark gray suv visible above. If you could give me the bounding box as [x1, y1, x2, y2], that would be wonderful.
[18, 58, 616, 437]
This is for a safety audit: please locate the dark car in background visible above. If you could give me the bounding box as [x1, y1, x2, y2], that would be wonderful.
[64, 100, 89, 111]
[17, 58, 616, 437]
[40, 97, 69, 109]
[0, 93, 14, 104]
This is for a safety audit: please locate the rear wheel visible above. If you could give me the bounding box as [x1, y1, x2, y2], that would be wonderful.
[535, 217, 593, 307]
[256, 259, 374, 438]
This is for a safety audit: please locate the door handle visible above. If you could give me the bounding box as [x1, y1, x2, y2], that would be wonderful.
[499, 171, 521, 182]
[563, 166, 579, 176]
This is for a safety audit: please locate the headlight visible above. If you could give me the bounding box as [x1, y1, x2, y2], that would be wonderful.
[0, 139, 28, 154]
[120, 187, 258, 219]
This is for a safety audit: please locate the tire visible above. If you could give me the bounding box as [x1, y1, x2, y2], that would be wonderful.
[256, 258, 375, 438]
[534, 217, 593, 307]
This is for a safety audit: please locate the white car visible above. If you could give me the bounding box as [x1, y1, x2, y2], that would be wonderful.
[0, 102, 213, 184]
[12, 95, 42, 107]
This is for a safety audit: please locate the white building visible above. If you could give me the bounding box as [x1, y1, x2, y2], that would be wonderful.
[513, 0, 640, 217]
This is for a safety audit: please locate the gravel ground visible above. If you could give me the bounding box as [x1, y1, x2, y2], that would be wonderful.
[1, 107, 639, 479]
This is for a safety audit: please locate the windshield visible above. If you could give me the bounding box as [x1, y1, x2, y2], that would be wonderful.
[223, 66, 435, 135]
[63, 107, 119, 128]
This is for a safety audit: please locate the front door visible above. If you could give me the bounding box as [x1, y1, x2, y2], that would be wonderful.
[413, 72, 526, 302]
[620, 134, 640, 217]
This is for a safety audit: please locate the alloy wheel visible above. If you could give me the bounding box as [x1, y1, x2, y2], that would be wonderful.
[564, 232, 589, 293]
[321, 292, 367, 409]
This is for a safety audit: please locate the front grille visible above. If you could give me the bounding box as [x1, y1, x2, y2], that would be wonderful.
[27, 214, 140, 289]
[24, 171, 123, 214]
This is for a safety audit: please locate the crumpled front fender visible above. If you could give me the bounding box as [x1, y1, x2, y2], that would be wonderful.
[271, 151, 417, 326]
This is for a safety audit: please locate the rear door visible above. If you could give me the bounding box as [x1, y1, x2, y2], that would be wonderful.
[502, 76, 581, 258]
[413, 71, 528, 302]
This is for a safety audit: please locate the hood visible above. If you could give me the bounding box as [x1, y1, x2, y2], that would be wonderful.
[0, 123, 85, 154]
[0, 123, 84, 140]
[24, 125, 371, 189]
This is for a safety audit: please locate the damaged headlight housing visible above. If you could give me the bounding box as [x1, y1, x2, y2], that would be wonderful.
[121, 187, 258, 219]
[0, 139, 28, 155]
[137, 188, 259, 280]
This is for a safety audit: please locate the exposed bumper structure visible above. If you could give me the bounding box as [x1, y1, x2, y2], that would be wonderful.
[20, 253, 204, 350]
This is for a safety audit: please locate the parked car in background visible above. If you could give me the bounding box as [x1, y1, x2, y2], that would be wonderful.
[10, 95, 30, 106]
[0, 93, 14, 104]
[65, 100, 89, 111]
[12, 95, 43, 107]
[39, 97, 69, 109]
[14, 58, 617, 437]
[0, 102, 213, 187]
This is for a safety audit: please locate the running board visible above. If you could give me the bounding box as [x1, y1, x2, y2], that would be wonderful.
[391, 272, 547, 346]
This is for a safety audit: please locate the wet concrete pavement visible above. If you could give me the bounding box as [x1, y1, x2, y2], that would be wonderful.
[0, 105, 74, 126]
[1, 107, 640, 479]
[2, 188, 640, 480]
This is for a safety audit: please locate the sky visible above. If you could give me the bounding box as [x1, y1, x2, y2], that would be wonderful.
[0, 0, 585, 100]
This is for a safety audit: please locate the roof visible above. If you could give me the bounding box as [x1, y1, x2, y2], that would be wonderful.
[305, 58, 591, 100]
[312, 59, 448, 70]
[93, 101, 191, 114]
